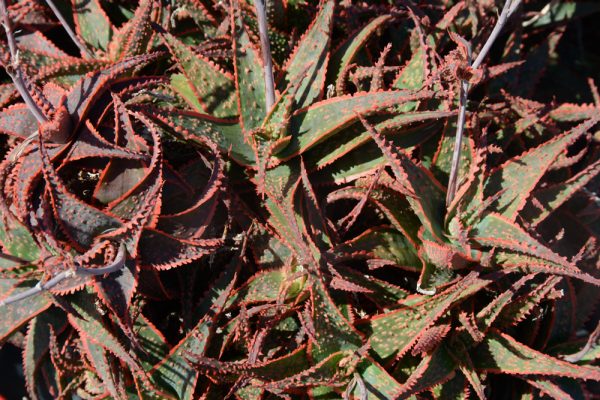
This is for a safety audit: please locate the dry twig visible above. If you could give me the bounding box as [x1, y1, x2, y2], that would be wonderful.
[446, 0, 523, 206]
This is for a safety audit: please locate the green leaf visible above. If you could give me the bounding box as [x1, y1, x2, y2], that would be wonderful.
[232, 8, 266, 132]
[395, 344, 457, 398]
[526, 2, 600, 28]
[134, 314, 169, 371]
[162, 32, 237, 118]
[152, 258, 238, 399]
[171, 73, 204, 112]
[0, 280, 52, 343]
[394, 47, 425, 91]
[485, 120, 594, 221]
[310, 279, 362, 362]
[23, 310, 67, 400]
[354, 357, 403, 399]
[148, 108, 253, 166]
[472, 330, 600, 380]
[328, 15, 392, 93]
[367, 274, 489, 360]
[0, 217, 40, 266]
[365, 120, 446, 241]
[225, 268, 306, 309]
[282, 0, 334, 109]
[72, 0, 113, 50]
[472, 213, 599, 284]
[276, 90, 433, 159]
[523, 158, 600, 226]
[80, 335, 125, 399]
[65, 291, 141, 372]
[305, 111, 452, 171]
[332, 227, 421, 271]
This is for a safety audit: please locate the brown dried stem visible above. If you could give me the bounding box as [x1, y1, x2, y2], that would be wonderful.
[446, 0, 522, 206]
[42, 0, 93, 58]
[254, 0, 276, 111]
[0, 0, 47, 124]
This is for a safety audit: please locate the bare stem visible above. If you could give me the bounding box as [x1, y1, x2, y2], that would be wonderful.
[446, 0, 522, 207]
[42, 0, 92, 58]
[0, 0, 47, 124]
[446, 79, 470, 205]
[0, 242, 126, 306]
[254, 0, 276, 111]
[564, 321, 600, 363]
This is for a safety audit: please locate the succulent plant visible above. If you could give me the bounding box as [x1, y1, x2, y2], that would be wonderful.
[0, 0, 599, 398]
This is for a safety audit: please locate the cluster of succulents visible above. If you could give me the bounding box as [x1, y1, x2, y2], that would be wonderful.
[0, 0, 599, 398]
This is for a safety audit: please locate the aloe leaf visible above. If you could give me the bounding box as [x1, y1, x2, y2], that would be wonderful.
[0, 279, 53, 342]
[0, 104, 39, 139]
[80, 335, 126, 399]
[365, 118, 446, 240]
[472, 330, 600, 380]
[394, 344, 457, 398]
[525, 378, 575, 400]
[190, 346, 309, 383]
[328, 15, 393, 93]
[353, 357, 403, 399]
[232, 6, 266, 132]
[281, 0, 334, 109]
[39, 133, 123, 249]
[16, 31, 70, 60]
[484, 118, 597, 221]
[224, 268, 305, 309]
[65, 291, 141, 372]
[37, 59, 111, 86]
[328, 185, 422, 247]
[66, 53, 161, 129]
[305, 111, 452, 171]
[138, 229, 220, 271]
[95, 259, 137, 328]
[393, 47, 426, 91]
[310, 280, 362, 362]
[276, 90, 433, 159]
[152, 257, 238, 400]
[0, 217, 40, 266]
[330, 227, 421, 271]
[161, 32, 236, 118]
[146, 107, 253, 166]
[335, 266, 409, 307]
[23, 311, 68, 400]
[549, 103, 597, 122]
[526, 2, 600, 28]
[133, 313, 169, 371]
[72, 0, 114, 51]
[472, 213, 599, 284]
[110, 0, 160, 59]
[523, 158, 600, 226]
[367, 274, 489, 360]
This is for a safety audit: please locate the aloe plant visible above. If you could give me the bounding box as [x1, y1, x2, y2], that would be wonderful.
[0, 0, 599, 398]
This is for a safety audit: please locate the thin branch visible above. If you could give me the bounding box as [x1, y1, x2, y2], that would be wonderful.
[564, 321, 600, 363]
[446, 38, 471, 206]
[0, 0, 48, 124]
[254, 0, 276, 111]
[0, 242, 126, 306]
[446, 0, 522, 206]
[42, 0, 92, 58]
